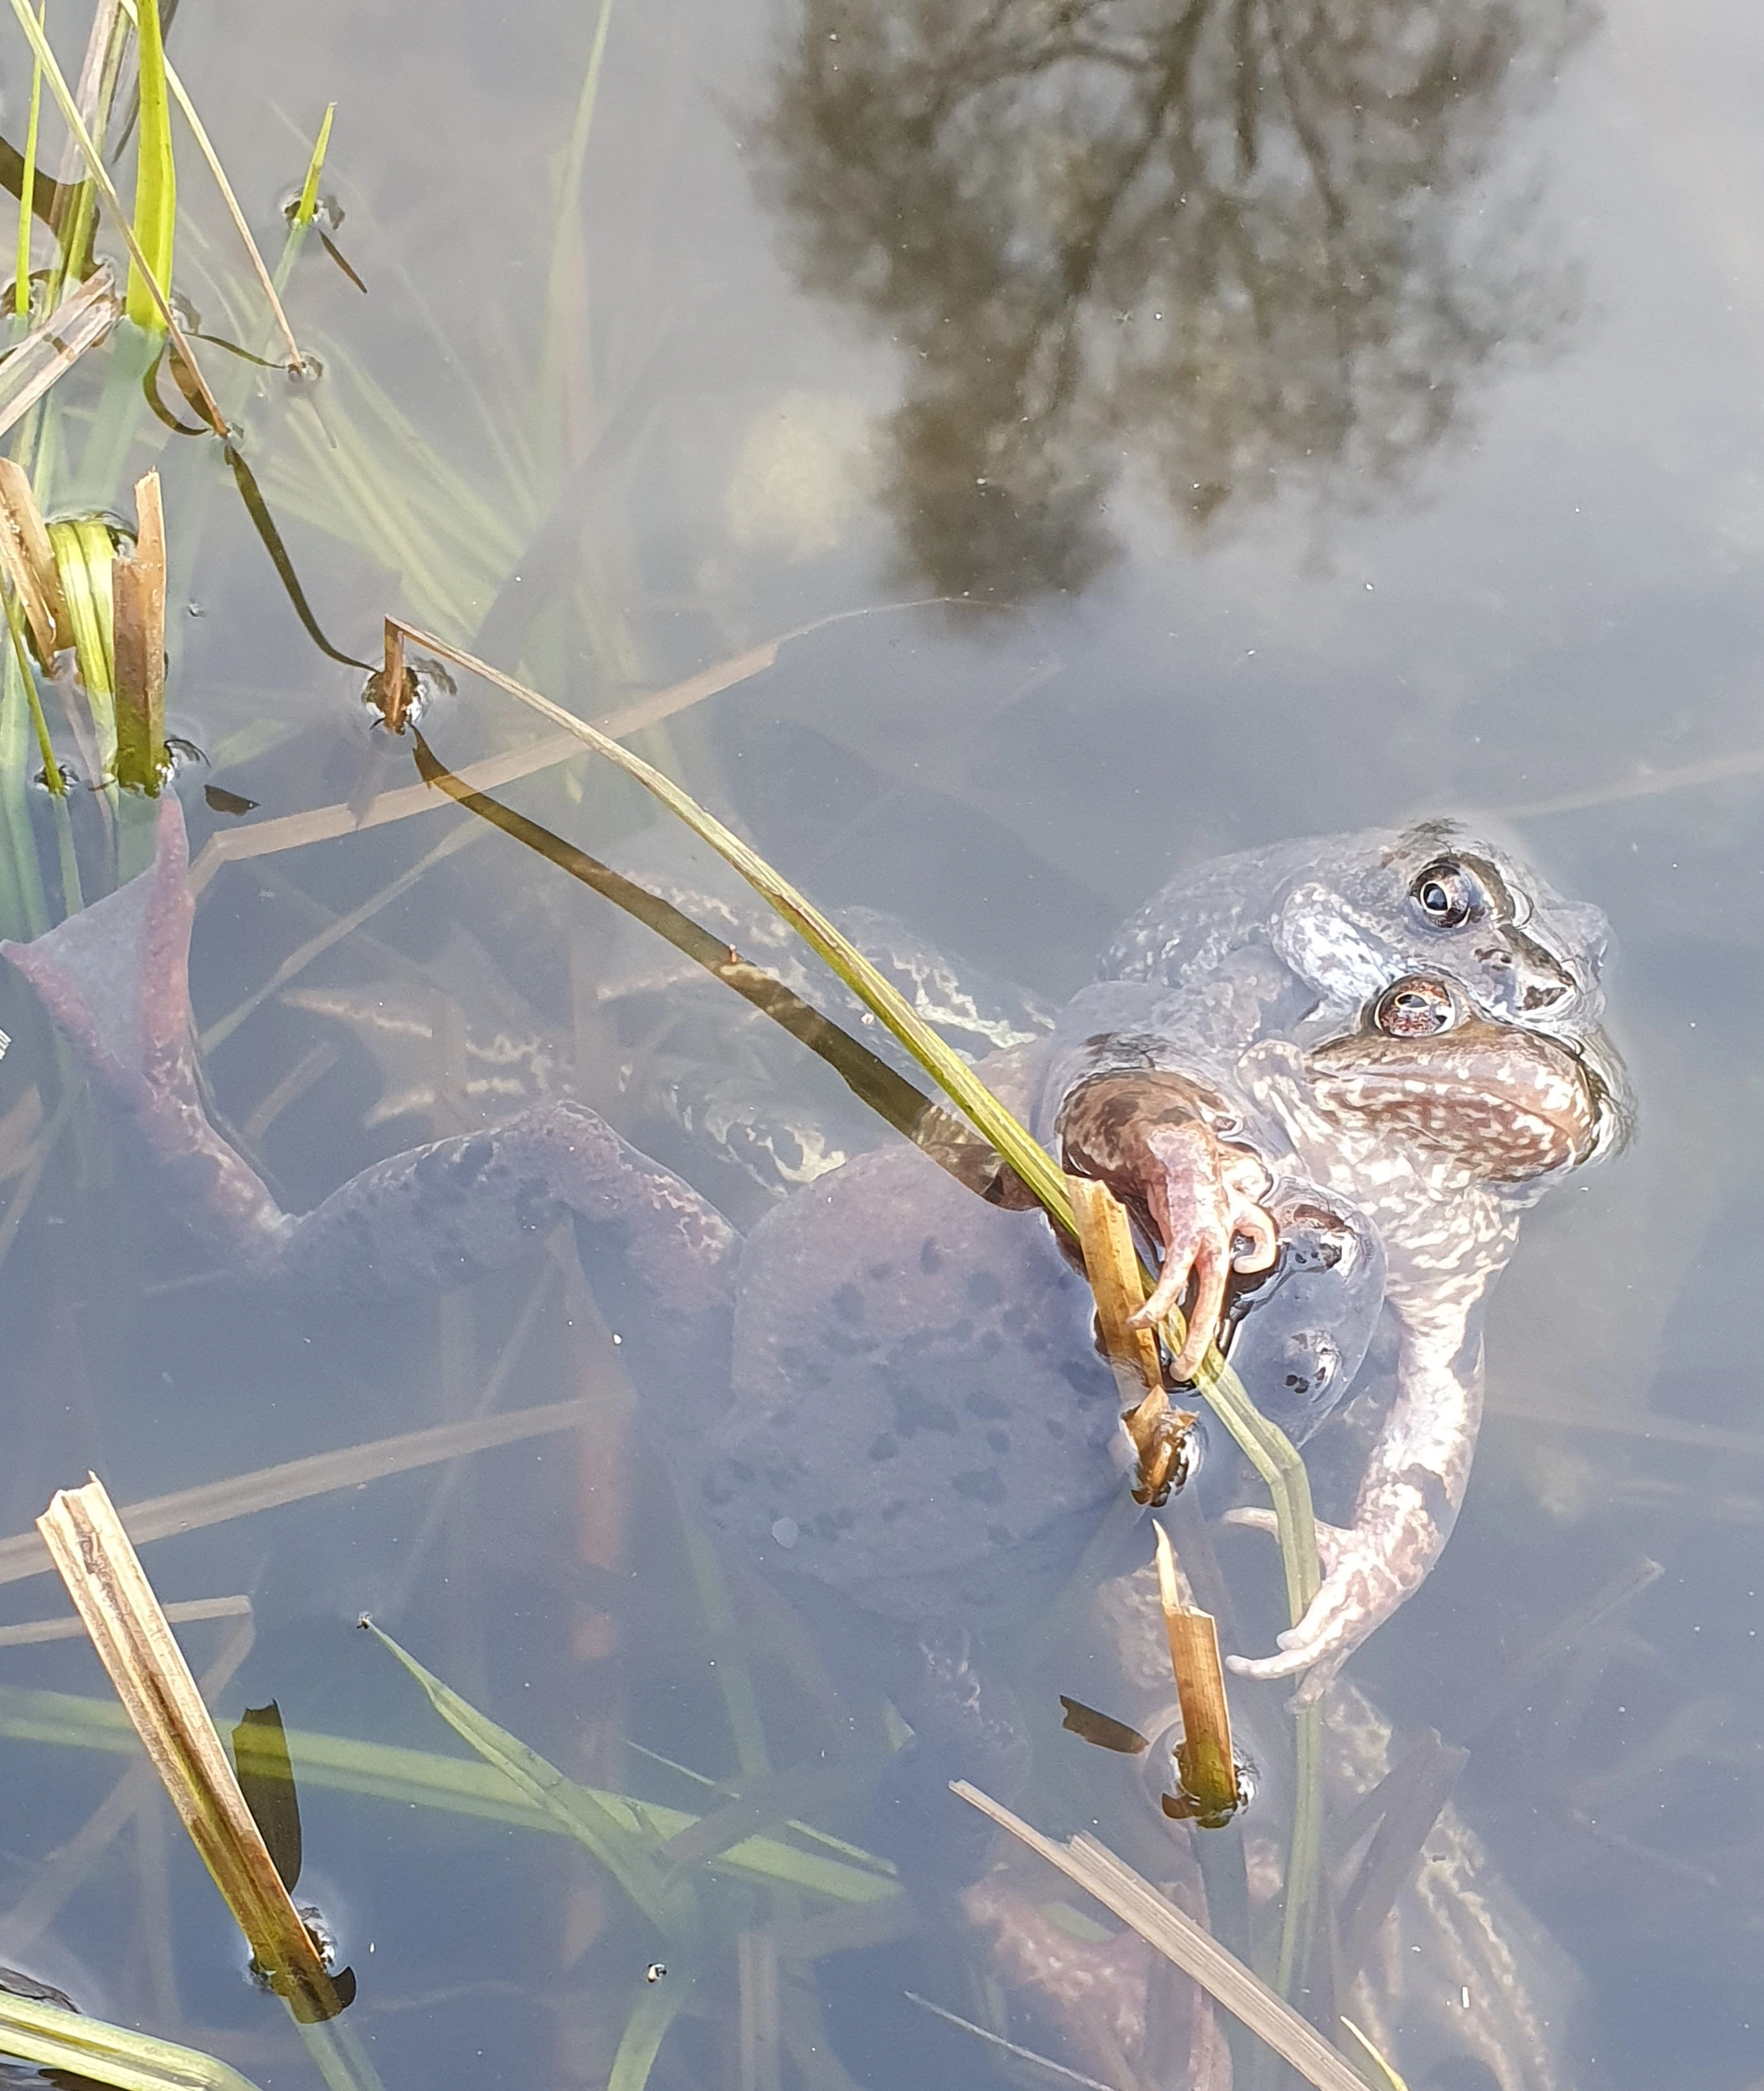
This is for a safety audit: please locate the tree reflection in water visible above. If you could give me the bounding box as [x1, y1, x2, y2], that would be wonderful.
[751, 0, 1593, 599]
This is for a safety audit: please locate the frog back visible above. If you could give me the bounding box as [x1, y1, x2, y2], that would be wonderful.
[703, 1144, 1126, 1620]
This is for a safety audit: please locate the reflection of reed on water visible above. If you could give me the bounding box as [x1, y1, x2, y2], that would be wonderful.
[752, 0, 1594, 598]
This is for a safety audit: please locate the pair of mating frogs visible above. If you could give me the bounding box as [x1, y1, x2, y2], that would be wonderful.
[2, 805, 1628, 1709]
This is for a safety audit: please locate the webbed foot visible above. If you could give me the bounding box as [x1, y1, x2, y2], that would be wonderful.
[1221, 1507, 1426, 1707]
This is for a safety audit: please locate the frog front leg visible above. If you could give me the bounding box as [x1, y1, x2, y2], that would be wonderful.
[1226, 1292, 1484, 1705]
[1057, 1068, 1279, 1377]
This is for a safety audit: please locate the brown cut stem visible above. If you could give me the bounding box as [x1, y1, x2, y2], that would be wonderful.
[112, 470, 166, 791]
[1155, 1523, 1239, 1827]
[1065, 1173, 1193, 1506]
[35, 1477, 350, 2021]
[378, 618, 409, 733]
[0, 456, 68, 661]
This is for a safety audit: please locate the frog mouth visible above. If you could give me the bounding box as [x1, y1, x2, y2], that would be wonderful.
[1308, 978, 1612, 1180]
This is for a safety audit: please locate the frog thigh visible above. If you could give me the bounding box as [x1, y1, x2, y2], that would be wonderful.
[708, 1145, 1124, 1609]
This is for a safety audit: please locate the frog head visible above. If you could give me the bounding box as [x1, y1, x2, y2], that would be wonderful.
[1272, 820, 1612, 1037]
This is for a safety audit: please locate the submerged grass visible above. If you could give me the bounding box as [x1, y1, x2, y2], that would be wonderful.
[0, 1683, 899, 1903]
[0, 1989, 265, 2091]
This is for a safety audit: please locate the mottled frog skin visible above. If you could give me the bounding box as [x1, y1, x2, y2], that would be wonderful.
[1, 807, 1628, 1699]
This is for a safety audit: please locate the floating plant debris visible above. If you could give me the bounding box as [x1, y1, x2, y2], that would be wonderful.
[1057, 1694, 1151, 1755]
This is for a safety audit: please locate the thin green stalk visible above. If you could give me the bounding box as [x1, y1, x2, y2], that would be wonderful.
[678, 1512, 770, 1780]
[540, 0, 616, 435]
[114, 0, 303, 366]
[273, 103, 335, 296]
[0, 1989, 265, 2091]
[14, 0, 44, 323]
[0, 648, 48, 937]
[295, 102, 335, 226]
[125, 0, 174, 330]
[3, 588, 62, 794]
[3, 0, 222, 429]
[292, 2020, 384, 2091]
[0, 1682, 899, 1904]
[392, 622, 1081, 1231]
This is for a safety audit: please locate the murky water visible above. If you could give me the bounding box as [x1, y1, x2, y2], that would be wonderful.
[3, 0, 1763, 2085]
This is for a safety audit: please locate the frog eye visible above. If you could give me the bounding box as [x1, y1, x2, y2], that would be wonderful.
[1373, 976, 1458, 1037]
[1410, 858, 1484, 928]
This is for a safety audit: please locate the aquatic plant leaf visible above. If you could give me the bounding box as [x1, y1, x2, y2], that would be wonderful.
[0, 1681, 902, 1904]
[1057, 1695, 1149, 1755]
[0, 1988, 265, 2090]
[0, 1593, 248, 1647]
[606, 1972, 690, 2091]
[293, 103, 334, 229]
[0, 127, 76, 226]
[114, 0, 303, 366]
[953, 1782, 1367, 2091]
[410, 728, 970, 1163]
[1, 0, 221, 429]
[14, 2, 43, 321]
[0, 1396, 613, 1588]
[124, 0, 174, 330]
[1340, 2018, 1409, 2091]
[35, 1480, 353, 2024]
[318, 232, 365, 294]
[361, 1618, 698, 1946]
[391, 620, 1077, 1232]
[903, 1992, 1115, 2091]
[231, 1701, 303, 1892]
[1331, 1729, 1466, 1987]
[222, 443, 373, 670]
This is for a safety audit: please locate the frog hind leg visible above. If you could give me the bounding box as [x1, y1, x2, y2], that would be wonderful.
[3, 796, 744, 1397]
[2, 794, 300, 1273]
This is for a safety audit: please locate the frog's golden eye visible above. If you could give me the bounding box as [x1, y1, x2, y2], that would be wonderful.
[1410, 858, 1484, 928]
[1374, 976, 1458, 1037]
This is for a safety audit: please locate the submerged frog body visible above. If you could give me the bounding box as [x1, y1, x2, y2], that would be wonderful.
[2, 804, 1626, 1699]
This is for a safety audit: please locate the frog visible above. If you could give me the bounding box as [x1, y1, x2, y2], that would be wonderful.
[0, 803, 1626, 1713]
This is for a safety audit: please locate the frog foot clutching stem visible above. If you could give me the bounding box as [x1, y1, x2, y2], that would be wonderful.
[1056, 1068, 1279, 1379]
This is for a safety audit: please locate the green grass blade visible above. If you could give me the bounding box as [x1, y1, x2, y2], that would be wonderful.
[114, 0, 302, 366]
[607, 1974, 688, 2091]
[295, 102, 335, 227]
[390, 622, 1079, 1234]
[363, 1618, 698, 1944]
[125, 0, 174, 330]
[2, 0, 219, 427]
[0, 1991, 264, 2091]
[14, 0, 44, 323]
[541, 0, 615, 429]
[1340, 2018, 1409, 2091]
[0, 1682, 898, 1902]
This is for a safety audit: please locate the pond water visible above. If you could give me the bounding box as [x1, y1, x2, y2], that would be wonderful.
[1, 0, 1763, 2086]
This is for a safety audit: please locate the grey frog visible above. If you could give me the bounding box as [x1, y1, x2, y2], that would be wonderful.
[1, 807, 1627, 1700]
